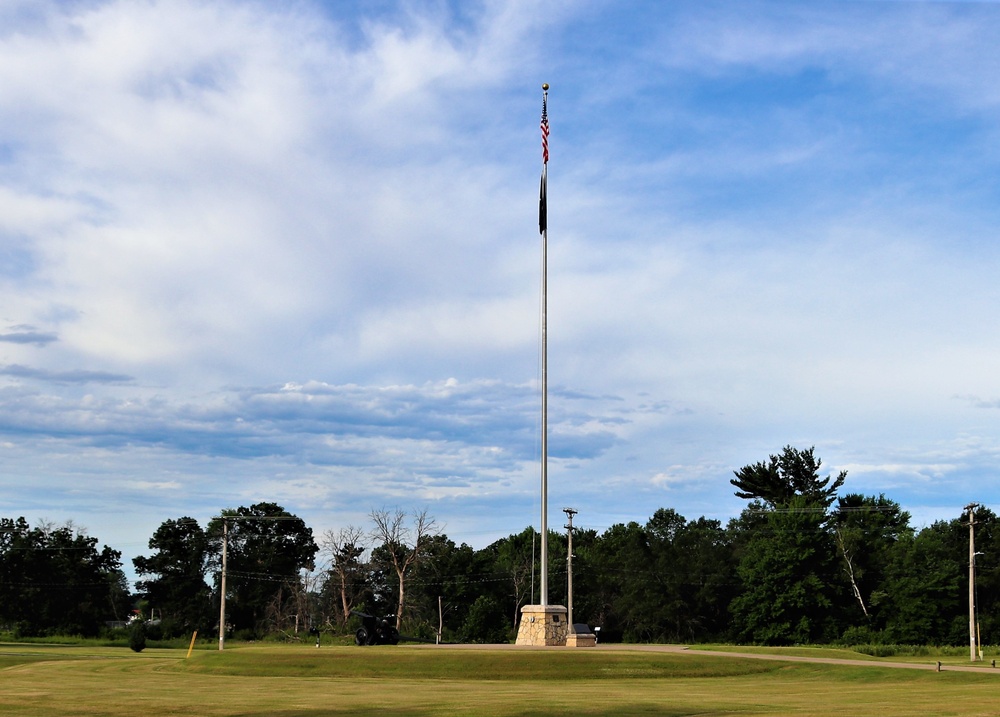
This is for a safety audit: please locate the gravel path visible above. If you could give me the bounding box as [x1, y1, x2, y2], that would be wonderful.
[417, 642, 1000, 674]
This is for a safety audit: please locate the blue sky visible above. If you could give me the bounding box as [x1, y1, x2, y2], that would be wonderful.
[3, 0, 1000, 578]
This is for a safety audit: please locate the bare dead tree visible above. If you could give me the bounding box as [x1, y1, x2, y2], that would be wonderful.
[264, 572, 318, 637]
[369, 508, 438, 631]
[264, 585, 291, 635]
[320, 525, 368, 627]
[297, 568, 322, 631]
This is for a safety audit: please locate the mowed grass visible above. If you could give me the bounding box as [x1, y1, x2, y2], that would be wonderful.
[3, 643, 1000, 717]
[180, 645, 781, 680]
[696, 643, 1000, 667]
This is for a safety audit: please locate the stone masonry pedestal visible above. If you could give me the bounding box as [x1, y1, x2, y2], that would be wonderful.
[515, 604, 568, 646]
[565, 628, 597, 647]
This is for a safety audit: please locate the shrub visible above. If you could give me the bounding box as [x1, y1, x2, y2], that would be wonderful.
[851, 644, 931, 657]
[458, 596, 511, 644]
[838, 626, 883, 646]
[129, 622, 147, 653]
[233, 628, 258, 642]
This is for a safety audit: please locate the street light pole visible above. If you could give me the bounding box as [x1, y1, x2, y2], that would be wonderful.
[563, 507, 577, 629]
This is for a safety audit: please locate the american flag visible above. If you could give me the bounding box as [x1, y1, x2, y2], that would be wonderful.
[539, 88, 549, 234]
[540, 95, 549, 164]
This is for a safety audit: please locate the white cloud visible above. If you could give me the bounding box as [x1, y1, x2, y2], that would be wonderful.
[3, 0, 1000, 563]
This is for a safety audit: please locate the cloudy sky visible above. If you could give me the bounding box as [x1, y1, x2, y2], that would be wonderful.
[3, 0, 1000, 576]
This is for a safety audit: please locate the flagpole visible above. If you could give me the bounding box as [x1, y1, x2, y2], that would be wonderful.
[539, 83, 549, 608]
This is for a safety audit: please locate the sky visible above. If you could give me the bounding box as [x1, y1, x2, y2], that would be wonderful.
[3, 0, 1000, 581]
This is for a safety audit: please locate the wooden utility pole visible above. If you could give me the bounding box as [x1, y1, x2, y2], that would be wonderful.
[965, 502, 979, 662]
[218, 518, 228, 651]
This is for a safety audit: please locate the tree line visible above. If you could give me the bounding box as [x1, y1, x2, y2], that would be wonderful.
[1, 446, 996, 646]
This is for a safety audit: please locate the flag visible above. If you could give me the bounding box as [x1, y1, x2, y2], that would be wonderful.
[539, 92, 548, 234]
[540, 93, 549, 164]
[539, 165, 547, 235]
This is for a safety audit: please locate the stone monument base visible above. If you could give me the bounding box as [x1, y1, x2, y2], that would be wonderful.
[515, 604, 568, 646]
[565, 627, 597, 648]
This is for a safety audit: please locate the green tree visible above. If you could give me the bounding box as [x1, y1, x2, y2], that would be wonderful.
[564, 525, 600, 630]
[969, 507, 1000, 645]
[727, 447, 848, 644]
[208, 503, 318, 636]
[406, 535, 486, 640]
[0, 517, 129, 636]
[879, 520, 963, 644]
[458, 595, 510, 643]
[729, 496, 841, 644]
[731, 445, 845, 509]
[832, 494, 912, 630]
[876, 507, 999, 646]
[666, 513, 736, 640]
[587, 521, 655, 642]
[133, 517, 213, 637]
[587, 509, 734, 643]
[479, 527, 538, 631]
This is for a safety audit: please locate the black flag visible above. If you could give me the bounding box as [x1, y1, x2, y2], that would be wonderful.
[539, 165, 547, 235]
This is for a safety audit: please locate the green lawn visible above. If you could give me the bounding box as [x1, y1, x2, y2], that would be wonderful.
[695, 643, 1000, 666]
[2, 643, 999, 716]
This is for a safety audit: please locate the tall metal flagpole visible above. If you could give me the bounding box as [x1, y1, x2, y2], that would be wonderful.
[539, 83, 550, 607]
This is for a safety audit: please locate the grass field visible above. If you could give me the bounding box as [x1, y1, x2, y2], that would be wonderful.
[2, 642, 1000, 716]
[696, 643, 1000, 665]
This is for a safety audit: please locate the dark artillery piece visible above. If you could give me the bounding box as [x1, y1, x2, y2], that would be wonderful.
[350, 610, 400, 646]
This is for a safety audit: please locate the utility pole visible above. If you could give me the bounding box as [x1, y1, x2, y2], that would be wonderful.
[218, 518, 228, 651]
[564, 508, 577, 629]
[965, 502, 979, 662]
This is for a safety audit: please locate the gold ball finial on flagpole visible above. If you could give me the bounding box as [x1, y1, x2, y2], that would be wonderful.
[542, 83, 549, 91]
